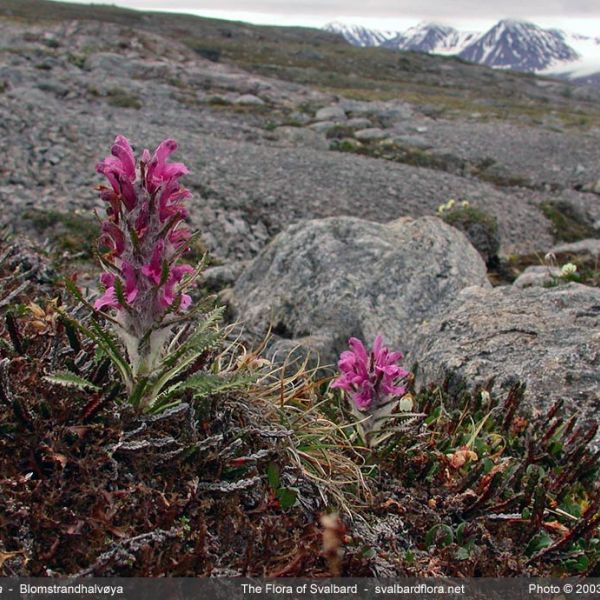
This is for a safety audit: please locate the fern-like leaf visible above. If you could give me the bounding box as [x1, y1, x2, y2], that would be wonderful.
[149, 371, 256, 412]
[45, 371, 100, 392]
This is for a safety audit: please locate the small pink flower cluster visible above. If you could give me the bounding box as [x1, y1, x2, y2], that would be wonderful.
[332, 336, 409, 411]
[95, 136, 194, 322]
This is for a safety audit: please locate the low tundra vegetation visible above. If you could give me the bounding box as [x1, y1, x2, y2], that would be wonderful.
[0, 137, 597, 577]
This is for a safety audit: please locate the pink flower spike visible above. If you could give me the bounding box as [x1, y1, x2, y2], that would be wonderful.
[332, 335, 409, 412]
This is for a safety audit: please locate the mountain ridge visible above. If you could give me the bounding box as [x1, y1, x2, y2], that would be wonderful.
[325, 19, 600, 81]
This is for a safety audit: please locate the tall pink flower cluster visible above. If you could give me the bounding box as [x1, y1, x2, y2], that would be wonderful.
[331, 336, 409, 412]
[94, 135, 196, 375]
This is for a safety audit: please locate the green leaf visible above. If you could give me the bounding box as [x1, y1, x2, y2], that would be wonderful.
[113, 276, 126, 308]
[128, 377, 149, 408]
[45, 371, 100, 392]
[526, 531, 553, 556]
[277, 487, 298, 509]
[564, 554, 589, 574]
[151, 371, 255, 410]
[455, 522, 467, 545]
[61, 313, 133, 390]
[455, 546, 471, 561]
[425, 524, 454, 549]
[267, 463, 280, 490]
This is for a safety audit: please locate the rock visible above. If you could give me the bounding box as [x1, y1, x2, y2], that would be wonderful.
[294, 48, 323, 61]
[582, 179, 600, 195]
[346, 118, 373, 130]
[354, 128, 389, 141]
[308, 120, 338, 134]
[549, 238, 600, 259]
[84, 52, 134, 77]
[231, 216, 489, 365]
[391, 134, 432, 150]
[273, 126, 329, 150]
[410, 284, 600, 420]
[513, 265, 561, 288]
[202, 261, 249, 291]
[287, 111, 311, 126]
[233, 94, 265, 106]
[314, 105, 347, 122]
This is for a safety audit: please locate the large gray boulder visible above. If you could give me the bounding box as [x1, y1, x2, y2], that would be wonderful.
[410, 283, 600, 419]
[231, 216, 489, 365]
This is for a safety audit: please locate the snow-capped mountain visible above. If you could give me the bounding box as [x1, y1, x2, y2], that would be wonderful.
[324, 19, 600, 81]
[382, 23, 479, 56]
[542, 32, 600, 83]
[323, 22, 396, 47]
[458, 19, 577, 71]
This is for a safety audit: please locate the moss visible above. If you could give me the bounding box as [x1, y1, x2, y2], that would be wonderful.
[207, 95, 231, 106]
[540, 200, 598, 243]
[331, 138, 362, 153]
[443, 205, 498, 233]
[325, 125, 355, 140]
[23, 209, 99, 258]
[442, 205, 500, 265]
[66, 53, 86, 69]
[106, 88, 142, 109]
[189, 45, 221, 62]
[332, 139, 468, 175]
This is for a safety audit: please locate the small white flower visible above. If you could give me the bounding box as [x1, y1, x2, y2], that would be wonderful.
[560, 262, 577, 276]
[481, 390, 491, 403]
[461, 200, 470, 208]
[446, 199, 456, 210]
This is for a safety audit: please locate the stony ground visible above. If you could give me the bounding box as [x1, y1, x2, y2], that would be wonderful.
[1, 16, 600, 264]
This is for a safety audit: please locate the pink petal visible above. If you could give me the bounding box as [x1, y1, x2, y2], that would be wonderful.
[111, 135, 136, 180]
[121, 262, 139, 303]
[94, 287, 119, 310]
[141, 241, 165, 285]
[348, 337, 368, 364]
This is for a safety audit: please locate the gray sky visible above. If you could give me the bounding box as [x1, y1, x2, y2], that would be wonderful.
[51, 0, 600, 35]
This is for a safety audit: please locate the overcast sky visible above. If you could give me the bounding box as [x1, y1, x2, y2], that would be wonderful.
[50, 0, 600, 35]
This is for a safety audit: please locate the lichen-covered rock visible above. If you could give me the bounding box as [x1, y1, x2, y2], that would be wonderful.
[314, 105, 347, 122]
[410, 284, 600, 420]
[355, 128, 389, 141]
[233, 94, 265, 106]
[273, 126, 329, 150]
[231, 216, 489, 365]
[550, 238, 600, 260]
